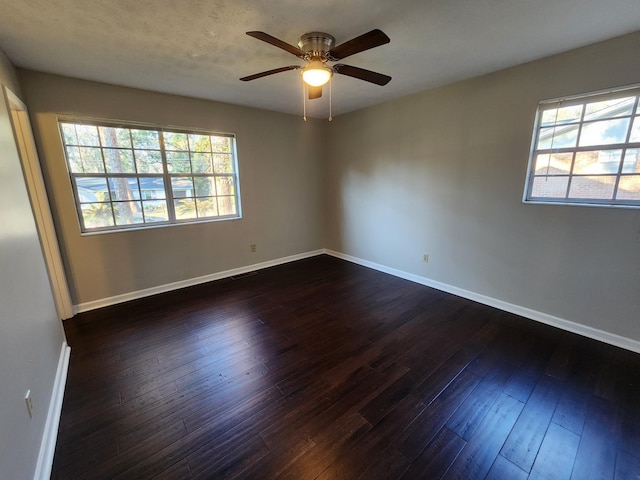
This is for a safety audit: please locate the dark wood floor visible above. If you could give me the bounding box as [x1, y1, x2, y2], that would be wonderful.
[52, 255, 640, 479]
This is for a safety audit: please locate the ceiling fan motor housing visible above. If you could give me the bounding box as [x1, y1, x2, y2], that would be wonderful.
[298, 32, 335, 59]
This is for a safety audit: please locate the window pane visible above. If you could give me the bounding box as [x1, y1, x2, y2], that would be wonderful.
[531, 176, 569, 198]
[131, 129, 160, 149]
[174, 198, 197, 219]
[540, 105, 582, 126]
[164, 132, 188, 151]
[568, 176, 616, 199]
[135, 150, 163, 173]
[217, 196, 237, 216]
[76, 177, 110, 202]
[109, 177, 140, 201]
[99, 127, 131, 148]
[584, 96, 635, 119]
[79, 147, 105, 173]
[213, 154, 234, 173]
[616, 175, 640, 200]
[189, 134, 211, 152]
[623, 149, 640, 173]
[61, 124, 78, 145]
[166, 151, 191, 173]
[142, 200, 169, 222]
[65, 146, 84, 173]
[579, 118, 630, 147]
[171, 177, 194, 197]
[81, 203, 114, 228]
[216, 177, 235, 196]
[76, 125, 100, 146]
[630, 116, 640, 142]
[196, 197, 218, 217]
[104, 149, 135, 173]
[573, 150, 622, 175]
[211, 136, 231, 153]
[192, 153, 213, 173]
[194, 177, 215, 197]
[537, 125, 579, 149]
[533, 153, 573, 175]
[139, 177, 166, 199]
[113, 201, 144, 225]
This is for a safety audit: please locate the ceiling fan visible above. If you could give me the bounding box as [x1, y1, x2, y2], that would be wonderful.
[240, 29, 391, 100]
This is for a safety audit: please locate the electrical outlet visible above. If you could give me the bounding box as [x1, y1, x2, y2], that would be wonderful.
[250, 244, 256, 253]
[423, 253, 429, 263]
[25, 390, 33, 418]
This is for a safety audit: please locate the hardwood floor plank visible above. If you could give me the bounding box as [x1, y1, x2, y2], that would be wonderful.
[501, 335, 558, 403]
[274, 413, 372, 480]
[353, 447, 411, 480]
[552, 382, 590, 436]
[188, 433, 269, 479]
[442, 392, 525, 480]
[152, 458, 192, 479]
[398, 370, 480, 461]
[500, 374, 563, 471]
[570, 395, 620, 480]
[529, 421, 580, 480]
[316, 394, 424, 479]
[399, 427, 466, 480]
[234, 436, 316, 480]
[78, 419, 188, 480]
[259, 361, 408, 450]
[445, 360, 515, 441]
[614, 450, 640, 480]
[485, 454, 528, 480]
[358, 370, 417, 425]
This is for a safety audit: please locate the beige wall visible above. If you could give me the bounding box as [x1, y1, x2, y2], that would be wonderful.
[0, 48, 66, 479]
[20, 71, 326, 305]
[325, 31, 640, 342]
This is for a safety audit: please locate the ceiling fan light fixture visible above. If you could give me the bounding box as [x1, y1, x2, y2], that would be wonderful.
[302, 61, 332, 87]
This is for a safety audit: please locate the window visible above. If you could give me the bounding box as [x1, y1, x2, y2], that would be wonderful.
[524, 85, 640, 208]
[59, 119, 241, 232]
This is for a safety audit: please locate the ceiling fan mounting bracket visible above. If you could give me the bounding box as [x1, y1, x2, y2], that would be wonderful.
[298, 32, 335, 61]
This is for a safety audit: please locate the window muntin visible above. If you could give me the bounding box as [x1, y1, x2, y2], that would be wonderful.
[59, 119, 241, 232]
[525, 86, 640, 208]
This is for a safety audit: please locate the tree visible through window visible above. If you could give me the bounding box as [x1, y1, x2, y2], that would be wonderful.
[524, 84, 640, 208]
[59, 119, 241, 232]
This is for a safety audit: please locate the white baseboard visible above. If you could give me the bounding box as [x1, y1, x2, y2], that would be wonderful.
[324, 249, 640, 354]
[34, 341, 71, 480]
[73, 250, 325, 314]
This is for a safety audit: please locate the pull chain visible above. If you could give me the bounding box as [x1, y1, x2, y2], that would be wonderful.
[302, 79, 307, 121]
[329, 77, 333, 122]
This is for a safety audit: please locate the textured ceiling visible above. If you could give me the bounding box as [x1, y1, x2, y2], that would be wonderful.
[1, 0, 640, 118]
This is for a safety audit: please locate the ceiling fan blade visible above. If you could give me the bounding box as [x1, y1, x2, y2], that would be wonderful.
[334, 64, 391, 86]
[246, 31, 306, 58]
[240, 66, 300, 81]
[308, 86, 323, 99]
[328, 29, 390, 60]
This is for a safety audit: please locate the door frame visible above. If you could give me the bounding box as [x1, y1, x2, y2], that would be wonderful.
[3, 86, 74, 319]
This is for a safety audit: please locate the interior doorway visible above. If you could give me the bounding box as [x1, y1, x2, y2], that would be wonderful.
[3, 86, 73, 319]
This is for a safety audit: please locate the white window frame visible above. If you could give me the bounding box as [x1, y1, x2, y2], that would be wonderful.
[524, 84, 640, 209]
[58, 117, 242, 233]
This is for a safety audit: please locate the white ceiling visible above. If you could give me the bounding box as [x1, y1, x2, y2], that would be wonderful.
[1, 0, 640, 118]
